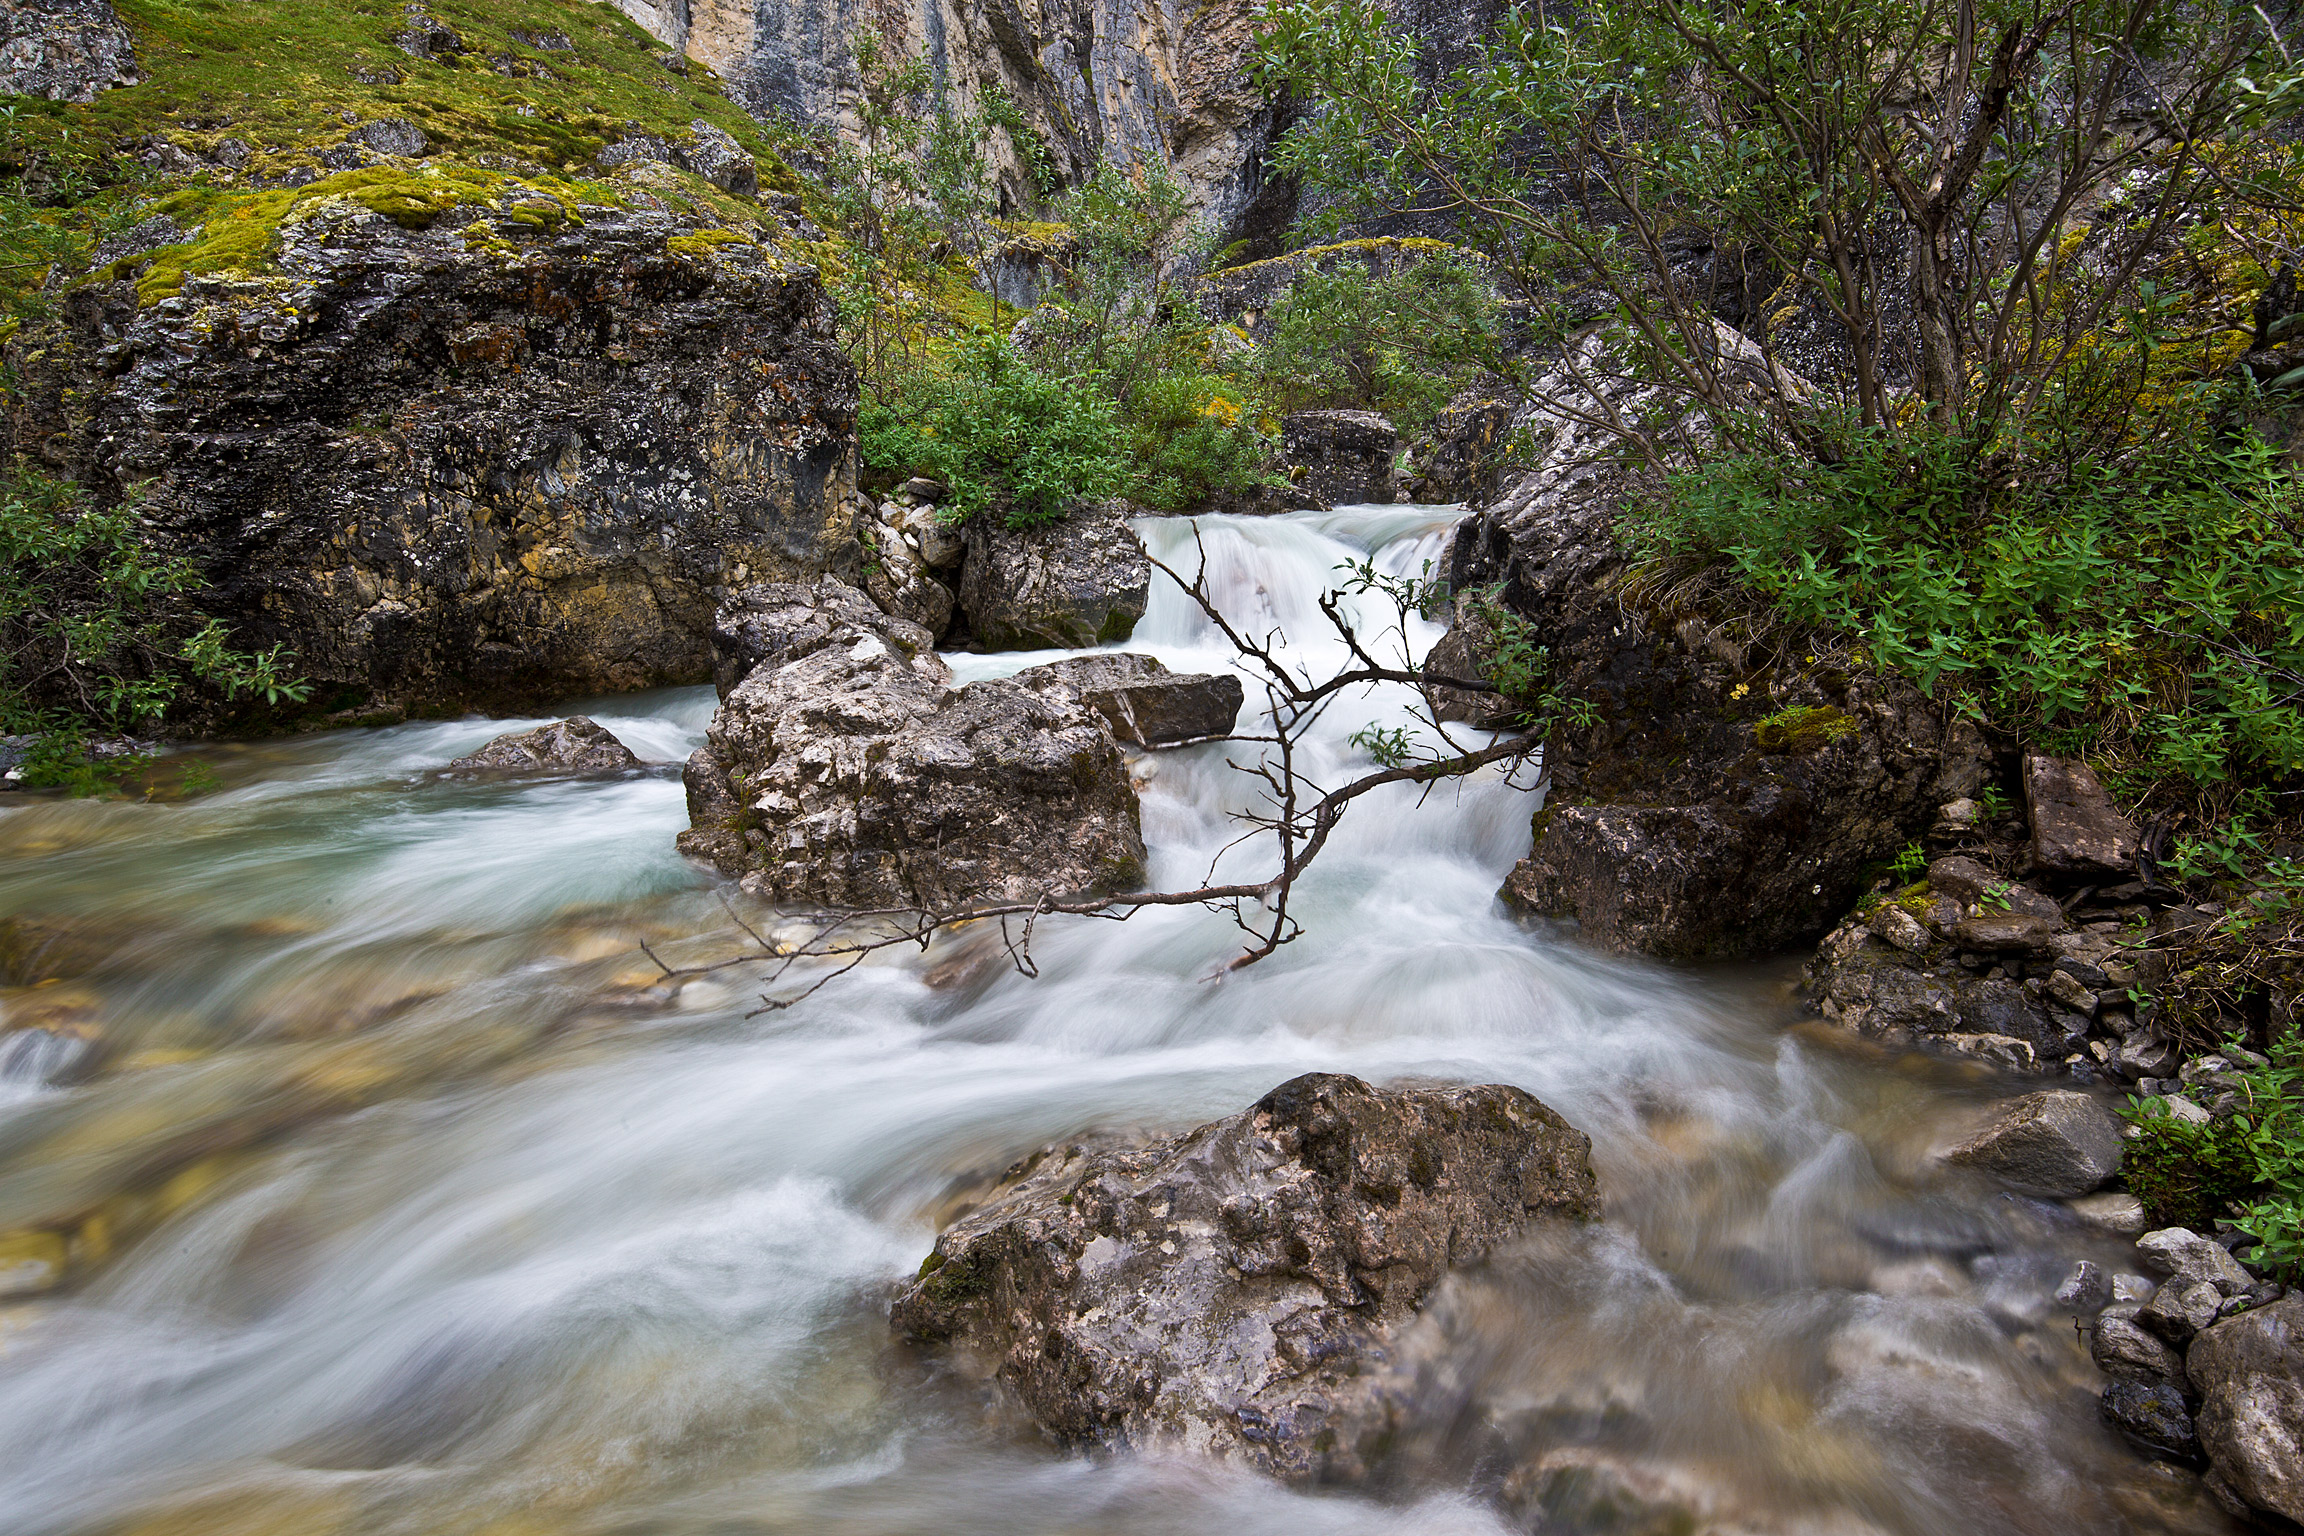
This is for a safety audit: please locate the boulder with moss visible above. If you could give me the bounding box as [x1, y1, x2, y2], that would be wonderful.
[1439, 346, 1986, 961]
[7, 175, 856, 714]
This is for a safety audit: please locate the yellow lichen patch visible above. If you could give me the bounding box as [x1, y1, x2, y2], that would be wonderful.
[666, 227, 756, 261]
[1210, 233, 1469, 277]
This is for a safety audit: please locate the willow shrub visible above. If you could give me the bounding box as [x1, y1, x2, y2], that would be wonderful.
[1625, 422, 2304, 789]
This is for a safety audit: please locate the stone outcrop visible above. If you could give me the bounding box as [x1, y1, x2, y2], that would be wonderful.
[678, 579, 1145, 908]
[1440, 346, 1985, 961]
[956, 499, 1149, 651]
[8, 193, 857, 715]
[1281, 409, 1398, 507]
[444, 717, 642, 775]
[0, 0, 138, 103]
[1014, 654, 1242, 745]
[890, 1071, 1600, 1479]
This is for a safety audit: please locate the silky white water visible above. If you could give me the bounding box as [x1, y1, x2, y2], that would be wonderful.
[0, 508, 2232, 1535]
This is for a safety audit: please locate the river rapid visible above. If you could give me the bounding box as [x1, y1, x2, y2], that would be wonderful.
[0, 508, 2238, 1536]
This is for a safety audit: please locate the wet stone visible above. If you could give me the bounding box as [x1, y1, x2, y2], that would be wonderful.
[1942, 1089, 2122, 1197]
[2090, 1314, 2188, 1388]
[2101, 1379, 2202, 1464]
[444, 717, 641, 775]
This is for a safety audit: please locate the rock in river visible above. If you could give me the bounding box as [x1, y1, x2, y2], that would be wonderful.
[1942, 1089, 2122, 1196]
[678, 579, 1145, 909]
[956, 499, 1149, 650]
[1012, 654, 1243, 746]
[890, 1071, 1600, 1480]
[2190, 1297, 2304, 1521]
[444, 717, 640, 775]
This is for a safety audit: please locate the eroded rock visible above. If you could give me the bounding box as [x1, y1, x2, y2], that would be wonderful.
[8, 195, 856, 716]
[444, 717, 641, 775]
[1942, 1090, 2121, 1196]
[890, 1071, 1599, 1480]
[1281, 409, 1398, 507]
[0, 0, 138, 102]
[957, 500, 1150, 651]
[678, 580, 1144, 908]
[2190, 1297, 2304, 1520]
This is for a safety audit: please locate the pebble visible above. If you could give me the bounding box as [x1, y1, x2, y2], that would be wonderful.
[2055, 1259, 2112, 1312]
[2068, 1191, 2148, 1234]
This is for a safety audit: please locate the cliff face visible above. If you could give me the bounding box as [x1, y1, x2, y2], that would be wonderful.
[9, 192, 857, 714]
[616, 0, 1288, 238]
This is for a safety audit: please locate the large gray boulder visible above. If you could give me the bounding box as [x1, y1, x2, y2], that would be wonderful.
[891, 1071, 1600, 1481]
[957, 500, 1149, 651]
[678, 580, 1145, 909]
[2190, 1297, 2304, 1521]
[1012, 654, 1242, 746]
[1942, 1090, 2122, 1196]
[0, 0, 138, 102]
[445, 717, 640, 774]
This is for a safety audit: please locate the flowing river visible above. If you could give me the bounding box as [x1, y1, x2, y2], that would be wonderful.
[0, 508, 2238, 1536]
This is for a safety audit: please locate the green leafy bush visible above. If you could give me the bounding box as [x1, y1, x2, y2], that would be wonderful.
[2125, 1099, 2263, 1232]
[1254, 253, 1507, 435]
[1626, 422, 2304, 787]
[1, 471, 307, 772]
[859, 337, 1131, 529]
[1117, 371, 1277, 513]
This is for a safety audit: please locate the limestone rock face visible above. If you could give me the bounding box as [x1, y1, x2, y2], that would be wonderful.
[1013, 654, 1242, 745]
[957, 500, 1149, 651]
[445, 717, 641, 775]
[890, 1071, 1600, 1480]
[0, 0, 138, 103]
[2191, 1298, 2304, 1521]
[1446, 340, 1984, 961]
[8, 197, 857, 716]
[1942, 1090, 2122, 1196]
[678, 580, 1144, 909]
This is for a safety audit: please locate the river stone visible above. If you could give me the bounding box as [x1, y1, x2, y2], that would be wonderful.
[1942, 1090, 2122, 1196]
[1013, 654, 1243, 746]
[444, 717, 641, 774]
[1925, 856, 2064, 922]
[2024, 754, 2139, 880]
[2092, 1314, 2189, 1389]
[678, 579, 1145, 909]
[2190, 1298, 2304, 1520]
[708, 578, 916, 698]
[2136, 1227, 2257, 1295]
[1946, 913, 2062, 955]
[890, 1071, 1601, 1481]
[2101, 1380, 2202, 1464]
[0, 0, 139, 102]
[2139, 1276, 2228, 1346]
[957, 500, 1149, 650]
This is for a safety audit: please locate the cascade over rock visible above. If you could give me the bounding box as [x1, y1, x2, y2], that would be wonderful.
[7, 197, 857, 715]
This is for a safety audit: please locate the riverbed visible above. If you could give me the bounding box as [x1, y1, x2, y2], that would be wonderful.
[0, 508, 2233, 1535]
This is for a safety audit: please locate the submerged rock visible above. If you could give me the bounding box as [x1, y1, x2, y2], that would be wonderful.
[443, 717, 641, 775]
[2190, 1297, 2304, 1521]
[678, 579, 1144, 909]
[956, 500, 1149, 651]
[891, 1071, 1599, 1480]
[2101, 1379, 2202, 1464]
[1012, 654, 1242, 746]
[1942, 1090, 2121, 1196]
[9, 193, 857, 716]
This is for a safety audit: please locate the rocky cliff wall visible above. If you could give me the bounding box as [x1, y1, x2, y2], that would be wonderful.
[8, 189, 857, 715]
[616, 0, 1506, 249]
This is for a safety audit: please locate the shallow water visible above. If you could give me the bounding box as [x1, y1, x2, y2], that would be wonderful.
[0, 508, 2230, 1536]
